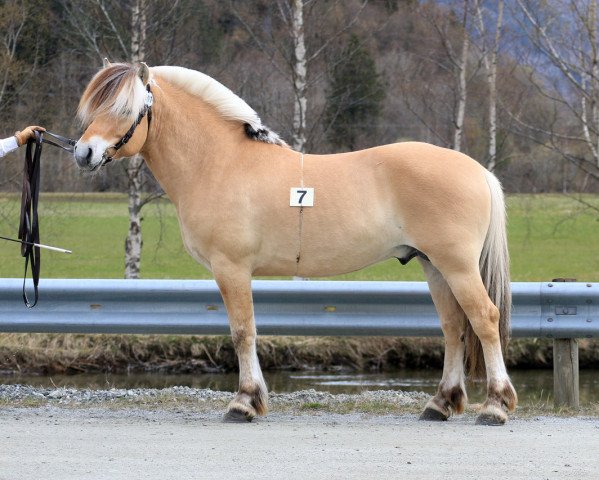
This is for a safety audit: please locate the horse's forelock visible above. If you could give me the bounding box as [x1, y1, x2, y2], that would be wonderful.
[78, 63, 145, 127]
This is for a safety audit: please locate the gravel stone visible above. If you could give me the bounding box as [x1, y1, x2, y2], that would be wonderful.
[0, 384, 428, 407]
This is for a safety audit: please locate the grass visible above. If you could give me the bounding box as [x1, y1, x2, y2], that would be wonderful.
[0, 332, 597, 374]
[0, 193, 206, 279]
[1, 193, 598, 281]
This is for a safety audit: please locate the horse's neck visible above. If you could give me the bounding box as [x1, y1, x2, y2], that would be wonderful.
[140, 82, 240, 206]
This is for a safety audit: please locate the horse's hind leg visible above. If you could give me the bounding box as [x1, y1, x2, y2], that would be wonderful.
[418, 259, 468, 421]
[439, 261, 517, 425]
[213, 263, 268, 423]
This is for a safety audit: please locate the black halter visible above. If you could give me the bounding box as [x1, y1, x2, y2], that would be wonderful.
[101, 84, 153, 166]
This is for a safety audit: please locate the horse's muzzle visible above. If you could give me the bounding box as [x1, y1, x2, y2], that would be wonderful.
[74, 143, 94, 169]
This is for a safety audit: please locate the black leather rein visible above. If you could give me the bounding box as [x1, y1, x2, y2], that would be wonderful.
[17, 130, 75, 307]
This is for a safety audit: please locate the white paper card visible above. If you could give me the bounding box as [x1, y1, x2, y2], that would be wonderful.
[290, 187, 314, 207]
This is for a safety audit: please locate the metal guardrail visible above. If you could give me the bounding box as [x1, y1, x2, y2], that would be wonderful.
[0, 278, 594, 408]
[0, 279, 597, 338]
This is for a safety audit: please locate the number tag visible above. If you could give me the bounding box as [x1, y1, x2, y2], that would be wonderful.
[290, 187, 314, 207]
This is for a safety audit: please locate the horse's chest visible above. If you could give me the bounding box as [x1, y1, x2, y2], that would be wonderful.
[177, 218, 212, 271]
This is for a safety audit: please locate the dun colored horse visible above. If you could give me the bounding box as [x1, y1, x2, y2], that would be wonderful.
[74, 62, 517, 425]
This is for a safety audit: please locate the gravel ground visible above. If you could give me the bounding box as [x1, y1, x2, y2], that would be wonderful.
[1, 386, 598, 479]
[0, 384, 429, 412]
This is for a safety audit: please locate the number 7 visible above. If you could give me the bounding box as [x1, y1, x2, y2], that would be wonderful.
[297, 189, 307, 203]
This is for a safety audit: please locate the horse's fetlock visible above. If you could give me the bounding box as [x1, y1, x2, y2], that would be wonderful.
[486, 379, 517, 413]
[236, 383, 269, 417]
[441, 384, 467, 414]
[488, 379, 517, 412]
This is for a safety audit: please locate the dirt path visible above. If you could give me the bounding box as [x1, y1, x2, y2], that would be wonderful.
[1, 407, 597, 479]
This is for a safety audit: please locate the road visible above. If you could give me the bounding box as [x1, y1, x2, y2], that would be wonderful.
[1, 407, 598, 479]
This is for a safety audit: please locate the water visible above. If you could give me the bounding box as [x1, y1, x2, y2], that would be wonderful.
[1, 369, 598, 405]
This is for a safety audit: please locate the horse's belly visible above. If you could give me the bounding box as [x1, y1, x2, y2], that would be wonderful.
[296, 242, 401, 277]
[296, 220, 404, 277]
[254, 184, 407, 277]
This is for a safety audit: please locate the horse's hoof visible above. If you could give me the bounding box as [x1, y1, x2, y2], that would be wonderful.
[223, 409, 253, 423]
[475, 413, 506, 426]
[419, 408, 448, 421]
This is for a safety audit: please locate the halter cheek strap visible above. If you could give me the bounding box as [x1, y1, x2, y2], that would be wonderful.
[102, 84, 153, 165]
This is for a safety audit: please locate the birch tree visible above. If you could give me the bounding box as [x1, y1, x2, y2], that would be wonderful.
[60, 0, 149, 278]
[410, 0, 474, 151]
[233, 0, 367, 152]
[58, 0, 184, 276]
[453, 0, 470, 151]
[124, 0, 147, 279]
[475, 0, 504, 171]
[291, 0, 307, 152]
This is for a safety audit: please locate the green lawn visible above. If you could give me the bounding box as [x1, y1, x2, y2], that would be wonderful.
[1, 193, 598, 282]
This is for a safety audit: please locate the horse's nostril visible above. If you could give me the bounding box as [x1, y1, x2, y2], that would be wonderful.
[74, 144, 93, 167]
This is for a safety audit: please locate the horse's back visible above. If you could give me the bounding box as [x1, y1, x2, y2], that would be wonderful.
[293, 142, 493, 276]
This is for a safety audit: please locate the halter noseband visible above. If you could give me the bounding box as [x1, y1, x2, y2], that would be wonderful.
[101, 83, 153, 166]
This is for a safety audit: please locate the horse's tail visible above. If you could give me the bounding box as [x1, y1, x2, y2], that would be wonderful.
[465, 169, 511, 380]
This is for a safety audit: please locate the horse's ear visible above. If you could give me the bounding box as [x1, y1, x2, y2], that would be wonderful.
[138, 62, 150, 85]
[103, 57, 111, 68]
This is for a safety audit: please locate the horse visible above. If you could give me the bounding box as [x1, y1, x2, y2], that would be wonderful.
[74, 61, 517, 425]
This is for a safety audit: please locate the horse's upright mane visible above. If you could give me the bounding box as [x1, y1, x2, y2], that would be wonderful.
[152, 66, 287, 147]
[78, 63, 287, 147]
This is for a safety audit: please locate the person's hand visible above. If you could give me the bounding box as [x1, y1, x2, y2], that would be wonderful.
[15, 126, 46, 146]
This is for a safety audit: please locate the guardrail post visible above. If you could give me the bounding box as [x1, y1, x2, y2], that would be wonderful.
[553, 339, 579, 408]
[551, 278, 580, 409]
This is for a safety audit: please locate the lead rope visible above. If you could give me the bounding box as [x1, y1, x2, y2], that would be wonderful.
[294, 152, 304, 277]
[18, 131, 43, 307]
[14, 130, 75, 308]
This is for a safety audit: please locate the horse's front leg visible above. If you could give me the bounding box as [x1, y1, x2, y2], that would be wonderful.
[213, 263, 268, 423]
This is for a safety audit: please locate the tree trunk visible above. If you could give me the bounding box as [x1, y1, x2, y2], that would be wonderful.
[487, 0, 502, 171]
[125, 156, 144, 278]
[291, 0, 307, 152]
[590, 0, 599, 167]
[453, 0, 470, 152]
[476, 0, 503, 171]
[124, 0, 147, 279]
